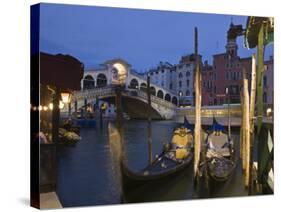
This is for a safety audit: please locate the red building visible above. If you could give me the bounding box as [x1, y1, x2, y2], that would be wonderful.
[202, 22, 252, 106]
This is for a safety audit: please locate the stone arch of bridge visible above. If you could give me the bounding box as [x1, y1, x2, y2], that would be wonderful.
[96, 73, 108, 87]
[129, 78, 139, 89]
[83, 75, 95, 90]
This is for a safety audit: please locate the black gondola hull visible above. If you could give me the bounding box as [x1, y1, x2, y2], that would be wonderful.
[121, 153, 193, 193]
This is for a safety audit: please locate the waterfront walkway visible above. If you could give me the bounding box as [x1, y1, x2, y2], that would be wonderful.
[175, 116, 273, 126]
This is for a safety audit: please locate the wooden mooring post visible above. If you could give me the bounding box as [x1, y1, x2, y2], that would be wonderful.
[115, 85, 124, 150]
[146, 76, 153, 165]
[193, 27, 205, 187]
[241, 54, 257, 191]
[249, 54, 257, 194]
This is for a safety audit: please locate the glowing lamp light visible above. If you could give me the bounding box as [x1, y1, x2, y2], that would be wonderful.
[113, 63, 127, 85]
[43, 106, 48, 111]
[266, 108, 273, 117]
[59, 101, 64, 109]
[38, 105, 43, 111]
[49, 103, 53, 110]
[179, 91, 183, 97]
[61, 92, 71, 104]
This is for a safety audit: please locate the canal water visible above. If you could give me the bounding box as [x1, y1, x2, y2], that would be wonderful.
[56, 120, 248, 207]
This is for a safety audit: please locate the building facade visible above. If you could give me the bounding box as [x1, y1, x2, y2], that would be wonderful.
[202, 22, 253, 105]
[145, 61, 177, 93]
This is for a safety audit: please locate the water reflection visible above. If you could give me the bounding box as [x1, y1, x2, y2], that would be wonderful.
[56, 120, 247, 207]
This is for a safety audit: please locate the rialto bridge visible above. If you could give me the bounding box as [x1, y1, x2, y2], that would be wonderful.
[71, 58, 179, 120]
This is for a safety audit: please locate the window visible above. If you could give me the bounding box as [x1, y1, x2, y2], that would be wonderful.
[179, 72, 183, 78]
[226, 72, 229, 80]
[186, 71, 190, 77]
[186, 90, 190, 96]
[263, 92, 267, 103]
[214, 98, 217, 105]
[169, 83, 173, 90]
[179, 81, 182, 88]
[161, 69, 164, 73]
[263, 76, 267, 87]
[186, 80, 190, 86]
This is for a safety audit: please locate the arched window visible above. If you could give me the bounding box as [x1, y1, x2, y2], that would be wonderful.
[140, 82, 147, 92]
[165, 93, 171, 102]
[83, 75, 95, 90]
[179, 81, 182, 88]
[179, 72, 183, 78]
[96, 73, 107, 87]
[186, 90, 190, 96]
[186, 71, 190, 77]
[186, 80, 190, 87]
[157, 90, 164, 99]
[129, 78, 139, 89]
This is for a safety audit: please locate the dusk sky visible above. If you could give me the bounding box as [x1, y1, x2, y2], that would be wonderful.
[39, 3, 273, 72]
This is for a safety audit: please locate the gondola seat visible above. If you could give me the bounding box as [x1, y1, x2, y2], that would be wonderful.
[207, 132, 230, 158]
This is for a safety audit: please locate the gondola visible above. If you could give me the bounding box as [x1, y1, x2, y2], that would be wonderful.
[121, 125, 194, 193]
[204, 117, 236, 190]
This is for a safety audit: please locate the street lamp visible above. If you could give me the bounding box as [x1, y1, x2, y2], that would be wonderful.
[61, 92, 72, 104]
[179, 91, 183, 97]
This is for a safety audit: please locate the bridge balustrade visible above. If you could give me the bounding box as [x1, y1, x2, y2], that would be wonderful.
[73, 87, 176, 110]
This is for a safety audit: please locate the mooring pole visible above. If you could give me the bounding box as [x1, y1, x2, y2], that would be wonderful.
[74, 100, 77, 119]
[242, 67, 250, 188]
[257, 23, 265, 136]
[256, 23, 266, 189]
[68, 102, 72, 119]
[84, 98, 87, 119]
[227, 88, 231, 139]
[147, 75, 153, 165]
[249, 54, 257, 194]
[116, 86, 123, 131]
[240, 92, 244, 161]
[193, 27, 203, 187]
[52, 87, 60, 144]
[115, 85, 124, 155]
